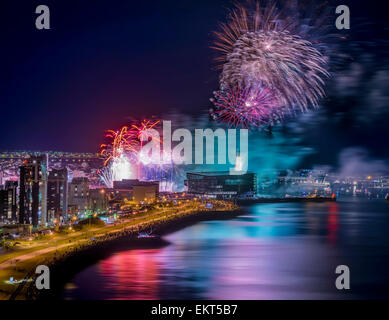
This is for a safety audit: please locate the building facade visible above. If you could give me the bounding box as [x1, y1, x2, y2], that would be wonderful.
[113, 179, 141, 190]
[3, 181, 18, 221]
[68, 177, 89, 215]
[185, 172, 257, 199]
[19, 155, 48, 227]
[88, 189, 109, 214]
[133, 182, 159, 204]
[111, 179, 159, 204]
[47, 168, 68, 223]
[0, 189, 8, 221]
[0, 181, 18, 222]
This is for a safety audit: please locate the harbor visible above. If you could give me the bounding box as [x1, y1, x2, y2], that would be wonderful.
[61, 197, 389, 300]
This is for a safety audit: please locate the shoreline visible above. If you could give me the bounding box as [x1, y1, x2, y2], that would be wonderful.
[5, 197, 337, 300]
[15, 207, 245, 300]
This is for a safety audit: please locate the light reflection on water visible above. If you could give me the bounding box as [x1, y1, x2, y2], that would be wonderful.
[63, 198, 389, 300]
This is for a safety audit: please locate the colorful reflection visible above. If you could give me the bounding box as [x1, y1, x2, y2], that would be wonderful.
[63, 199, 389, 300]
[99, 249, 160, 300]
[327, 202, 339, 244]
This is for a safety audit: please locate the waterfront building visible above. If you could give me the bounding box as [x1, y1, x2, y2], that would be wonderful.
[19, 155, 48, 227]
[113, 179, 141, 190]
[0, 181, 18, 222]
[185, 172, 257, 199]
[0, 189, 8, 221]
[112, 179, 159, 204]
[133, 182, 159, 204]
[0, 151, 103, 188]
[68, 177, 89, 215]
[88, 188, 109, 214]
[327, 174, 389, 198]
[255, 169, 332, 197]
[4, 181, 18, 221]
[107, 189, 133, 210]
[275, 169, 331, 197]
[47, 168, 68, 223]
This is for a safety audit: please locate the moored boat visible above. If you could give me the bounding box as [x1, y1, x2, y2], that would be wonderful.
[137, 228, 161, 240]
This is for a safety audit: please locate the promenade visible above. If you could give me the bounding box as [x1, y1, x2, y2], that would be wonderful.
[0, 200, 239, 300]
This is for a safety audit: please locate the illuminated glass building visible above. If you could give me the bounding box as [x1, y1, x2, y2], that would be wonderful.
[185, 172, 257, 199]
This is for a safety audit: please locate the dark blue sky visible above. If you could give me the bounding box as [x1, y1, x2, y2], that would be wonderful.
[0, 0, 387, 168]
[1, 0, 231, 151]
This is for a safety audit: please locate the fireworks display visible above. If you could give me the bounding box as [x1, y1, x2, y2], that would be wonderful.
[99, 119, 180, 191]
[210, 85, 280, 128]
[111, 154, 134, 181]
[211, 1, 333, 128]
[99, 2, 337, 187]
[130, 119, 160, 140]
[98, 165, 114, 189]
[100, 126, 138, 166]
[99, 126, 138, 184]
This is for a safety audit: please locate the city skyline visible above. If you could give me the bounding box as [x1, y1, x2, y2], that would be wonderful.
[0, 0, 387, 173]
[1, 0, 388, 304]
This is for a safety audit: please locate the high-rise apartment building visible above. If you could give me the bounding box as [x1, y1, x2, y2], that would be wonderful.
[47, 167, 68, 223]
[19, 155, 48, 227]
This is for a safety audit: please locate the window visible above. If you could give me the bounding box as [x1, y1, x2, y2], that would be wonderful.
[225, 179, 242, 185]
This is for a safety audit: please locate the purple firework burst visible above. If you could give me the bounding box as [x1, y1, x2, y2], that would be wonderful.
[210, 85, 282, 128]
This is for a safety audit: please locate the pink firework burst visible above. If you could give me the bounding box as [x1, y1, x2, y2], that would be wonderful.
[210, 85, 281, 128]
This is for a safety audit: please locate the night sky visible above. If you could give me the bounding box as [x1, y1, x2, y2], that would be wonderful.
[0, 0, 387, 170]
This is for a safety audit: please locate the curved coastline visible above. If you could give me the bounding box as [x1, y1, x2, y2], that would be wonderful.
[22, 208, 245, 300]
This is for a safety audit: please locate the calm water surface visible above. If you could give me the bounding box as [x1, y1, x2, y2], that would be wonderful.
[62, 198, 389, 299]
